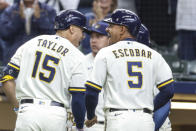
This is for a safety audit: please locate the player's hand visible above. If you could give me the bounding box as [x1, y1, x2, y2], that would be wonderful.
[85, 116, 97, 128]
[33, 0, 40, 18]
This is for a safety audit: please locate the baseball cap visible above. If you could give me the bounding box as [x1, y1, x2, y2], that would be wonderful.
[90, 21, 109, 36]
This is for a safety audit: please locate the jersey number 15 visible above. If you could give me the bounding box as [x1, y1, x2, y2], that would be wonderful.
[32, 51, 60, 83]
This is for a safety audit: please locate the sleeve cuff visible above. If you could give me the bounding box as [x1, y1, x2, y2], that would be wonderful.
[8, 62, 20, 71]
[0, 75, 14, 82]
[157, 78, 174, 89]
[68, 87, 86, 93]
[85, 81, 102, 92]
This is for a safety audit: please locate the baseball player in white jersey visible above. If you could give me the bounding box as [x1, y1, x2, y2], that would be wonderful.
[0, 10, 88, 131]
[84, 21, 109, 131]
[137, 24, 172, 131]
[85, 9, 174, 131]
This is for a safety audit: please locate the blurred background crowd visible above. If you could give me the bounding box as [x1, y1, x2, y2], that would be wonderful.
[0, 0, 196, 78]
[0, 0, 196, 130]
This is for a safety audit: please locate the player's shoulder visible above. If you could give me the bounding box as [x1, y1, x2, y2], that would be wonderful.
[97, 45, 111, 56]
[96, 42, 121, 56]
[33, 34, 51, 39]
[69, 46, 86, 61]
[53, 35, 85, 59]
[134, 41, 162, 56]
[99, 41, 124, 53]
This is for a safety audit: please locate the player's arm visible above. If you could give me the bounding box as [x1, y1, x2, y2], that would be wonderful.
[69, 89, 86, 129]
[154, 54, 174, 111]
[68, 60, 88, 129]
[2, 80, 18, 107]
[85, 49, 107, 124]
[85, 81, 101, 120]
[0, 62, 20, 108]
[154, 79, 174, 111]
[154, 101, 171, 131]
[0, 45, 24, 110]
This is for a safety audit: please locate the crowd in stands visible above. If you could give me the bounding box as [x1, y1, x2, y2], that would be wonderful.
[0, 0, 196, 73]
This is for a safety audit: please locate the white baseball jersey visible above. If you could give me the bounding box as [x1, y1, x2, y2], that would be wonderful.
[84, 53, 105, 122]
[10, 34, 87, 108]
[86, 40, 174, 111]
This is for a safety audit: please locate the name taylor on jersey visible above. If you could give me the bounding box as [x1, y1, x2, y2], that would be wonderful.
[37, 39, 69, 56]
[112, 48, 152, 59]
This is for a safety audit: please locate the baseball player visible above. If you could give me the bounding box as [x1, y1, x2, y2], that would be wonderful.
[85, 9, 174, 131]
[0, 9, 88, 131]
[137, 24, 151, 47]
[137, 24, 172, 131]
[84, 21, 109, 131]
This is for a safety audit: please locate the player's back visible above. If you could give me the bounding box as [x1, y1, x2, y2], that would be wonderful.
[14, 35, 86, 107]
[99, 39, 171, 111]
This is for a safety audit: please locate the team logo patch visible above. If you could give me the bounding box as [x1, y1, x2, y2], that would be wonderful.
[39, 101, 45, 105]
[95, 24, 100, 29]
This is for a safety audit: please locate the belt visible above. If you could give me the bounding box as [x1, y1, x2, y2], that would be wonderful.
[20, 99, 64, 108]
[97, 121, 104, 125]
[109, 108, 152, 114]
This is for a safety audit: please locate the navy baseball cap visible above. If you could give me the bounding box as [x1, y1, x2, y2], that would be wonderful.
[90, 21, 109, 36]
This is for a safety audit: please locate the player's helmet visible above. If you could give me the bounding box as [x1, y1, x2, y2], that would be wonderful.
[54, 9, 88, 31]
[91, 21, 109, 36]
[103, 9, 141, 37]
[137, 24, 151, 47]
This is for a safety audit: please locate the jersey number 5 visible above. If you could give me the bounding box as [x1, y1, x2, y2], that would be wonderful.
[32, 51, 60, 83]
[127, 62, 143, 88]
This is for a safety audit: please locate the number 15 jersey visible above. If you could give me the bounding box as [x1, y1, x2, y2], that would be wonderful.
[9, 35, 87, 108]
[86, 39, 174, 111]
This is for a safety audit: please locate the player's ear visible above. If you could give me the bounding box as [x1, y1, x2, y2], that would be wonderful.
[119, 25, 125, 35]
[121, 26, 127, 34]
[69, 25, 75, 34]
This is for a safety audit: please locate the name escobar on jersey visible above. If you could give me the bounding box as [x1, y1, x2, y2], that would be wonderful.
[112, 48, 152, 59]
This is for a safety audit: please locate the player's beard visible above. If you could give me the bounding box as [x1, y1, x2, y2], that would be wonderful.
[108, 37, 113, 45]
[107, 31, 120, 45]
[108, 35, 119, 45]
[107, 33, 115, 45]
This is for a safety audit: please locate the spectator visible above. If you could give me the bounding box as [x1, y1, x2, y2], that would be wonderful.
[81, 0, 117, 54]
[39, 0, 80, 13]
[176, 0, 196, 74]
[0, 0, 56, 65]
[0, 38, 6, 64]
[176, 0, 196, 61]
[0, 0, 9, 13]
[0, 0, 9, 64]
